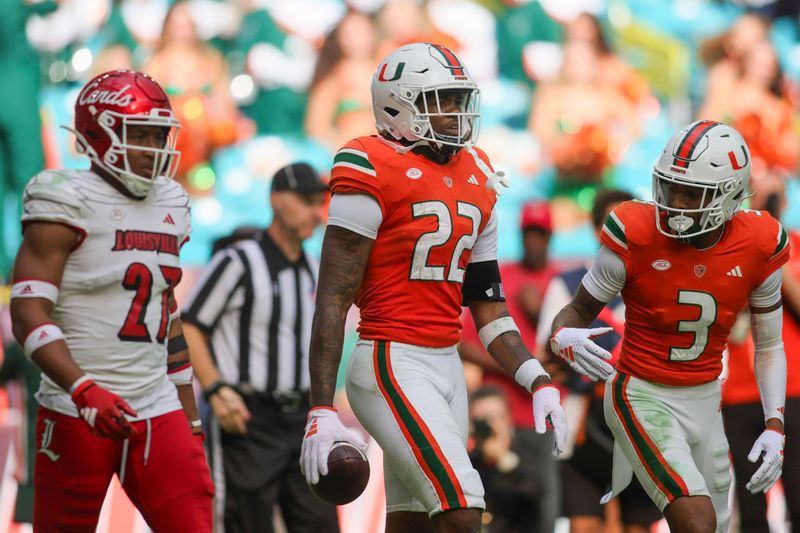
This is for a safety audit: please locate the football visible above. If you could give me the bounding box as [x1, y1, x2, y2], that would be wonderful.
[309, 442, 370, 505]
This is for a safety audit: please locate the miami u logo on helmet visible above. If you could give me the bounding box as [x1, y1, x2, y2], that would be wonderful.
[727, 147, 749, 170]
[377, 62, 406, 82]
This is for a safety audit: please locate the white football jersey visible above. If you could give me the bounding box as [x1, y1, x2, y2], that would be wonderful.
[22, 169, 191, 420]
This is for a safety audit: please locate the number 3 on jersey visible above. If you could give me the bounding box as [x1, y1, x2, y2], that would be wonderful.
[119, 263, 182, 343]
[410, 200, 482, 283]
[670, 290, 717, 361]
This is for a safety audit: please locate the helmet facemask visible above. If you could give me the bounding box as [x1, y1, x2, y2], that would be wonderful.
[653, 168, 745, 240]
[78, 108, 181, 198]
[412, 87, 480, 150]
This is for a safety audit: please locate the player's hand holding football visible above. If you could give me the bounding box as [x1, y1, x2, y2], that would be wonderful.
[300, 406, 368, 485]
[550, 327, 614, 382]
[746, 428, 784, 494]
[71, 378, 137, 440]
[532, 384, 567, 456]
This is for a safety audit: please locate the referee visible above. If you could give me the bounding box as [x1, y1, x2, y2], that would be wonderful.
[182, 163, 338, 533]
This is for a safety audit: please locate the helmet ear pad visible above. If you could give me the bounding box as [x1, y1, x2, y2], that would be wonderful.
[652, 120, 751, 240]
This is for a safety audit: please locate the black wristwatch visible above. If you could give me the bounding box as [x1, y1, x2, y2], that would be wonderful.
[203, 380, 228, 401]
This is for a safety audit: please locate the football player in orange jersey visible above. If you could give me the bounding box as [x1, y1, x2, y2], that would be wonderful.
[549, 120, 789, 533]
[299, 42, 567, 532]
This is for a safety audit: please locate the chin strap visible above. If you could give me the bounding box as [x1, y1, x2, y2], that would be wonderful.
[376, 135, 426, 154]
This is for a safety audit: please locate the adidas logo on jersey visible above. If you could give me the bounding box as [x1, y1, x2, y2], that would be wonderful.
[163, 214, 175, 225]
[726, 266, 743, 278]
[467, 174, 479, 186]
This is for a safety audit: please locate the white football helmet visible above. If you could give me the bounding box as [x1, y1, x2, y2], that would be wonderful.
[371, 42, 480, 149]
[652, 120, 751, 239]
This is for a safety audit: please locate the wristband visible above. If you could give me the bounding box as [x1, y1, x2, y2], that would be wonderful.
[478, 317, 520, 349]
[189, 419, 202, 429]
[11, 279, 59, 304]
[23, 323, 66, 359]
[70, 377, 96, 400]
[68, 375, 92, 395]
[514, 358, 549, 393]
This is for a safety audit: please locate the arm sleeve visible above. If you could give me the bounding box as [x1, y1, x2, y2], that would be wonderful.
[327, 193, 383, 239]
[581, 246, 626, 303]
[180, 249, 244, 332]
[470, 208, 498, 263]
[750, 307, 787, 423]
[749, 269, 782, 308]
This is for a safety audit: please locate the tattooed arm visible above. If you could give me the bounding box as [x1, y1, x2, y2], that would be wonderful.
[468, 300, 552, 390]
[308, 225, 374, 407]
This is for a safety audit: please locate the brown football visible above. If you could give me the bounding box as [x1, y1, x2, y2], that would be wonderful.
[309, 442, 370, 505]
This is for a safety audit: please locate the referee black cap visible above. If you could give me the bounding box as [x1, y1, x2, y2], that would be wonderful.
[271, 163, 328, 195]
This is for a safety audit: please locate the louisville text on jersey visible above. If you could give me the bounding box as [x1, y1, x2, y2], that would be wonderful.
[112, 230, 179, 256]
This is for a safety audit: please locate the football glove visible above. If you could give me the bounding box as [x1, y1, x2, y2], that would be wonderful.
[300, 406, 368, 485]
[550, 326, 614, 382]
[71, 379, 137, 440]
[532, 384, 567, 456]
[746, 428, 784, 494]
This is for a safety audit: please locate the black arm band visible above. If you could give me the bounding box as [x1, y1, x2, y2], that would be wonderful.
[168, 335, 189, 355]
[461, 260, 505, 304]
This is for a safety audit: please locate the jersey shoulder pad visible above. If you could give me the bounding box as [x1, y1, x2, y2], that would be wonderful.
[602, 200, 656, 251]
[330, 137, 386, 212]
[732, 209, 790, 283]
[733, 209, 788, 258]
[599, 200, 640, 255]
[21, 170, 84, 229]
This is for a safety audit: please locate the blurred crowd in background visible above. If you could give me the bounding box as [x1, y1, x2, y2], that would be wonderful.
[1, 0, 800, 531]
[1, 0, 799, 273]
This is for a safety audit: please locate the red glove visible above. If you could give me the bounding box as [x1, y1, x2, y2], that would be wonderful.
[71, 379, 137, 440]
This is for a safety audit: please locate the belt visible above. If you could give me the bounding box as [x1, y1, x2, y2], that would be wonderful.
[269, 390, 309, 413]
[237, 384, 309, 414]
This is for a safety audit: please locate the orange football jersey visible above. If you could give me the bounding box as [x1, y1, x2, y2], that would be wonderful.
[330, 136, 497, 346]
[599, 200, 790, 386]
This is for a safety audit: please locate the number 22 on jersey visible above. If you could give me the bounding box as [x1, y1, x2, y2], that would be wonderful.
[410, 200, 482, 283]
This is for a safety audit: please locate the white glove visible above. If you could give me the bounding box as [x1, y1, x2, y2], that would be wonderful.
[746, 429, 784, 494]
[532, 385, 567, 457]
[550, 326, 614, 382]
[300, 406, 368, 484]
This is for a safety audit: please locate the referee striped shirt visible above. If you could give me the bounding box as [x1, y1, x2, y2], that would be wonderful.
[182, 231, 317, 394]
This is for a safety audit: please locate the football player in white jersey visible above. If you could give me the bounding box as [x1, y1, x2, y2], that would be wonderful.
[9, 70, 213, 532]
